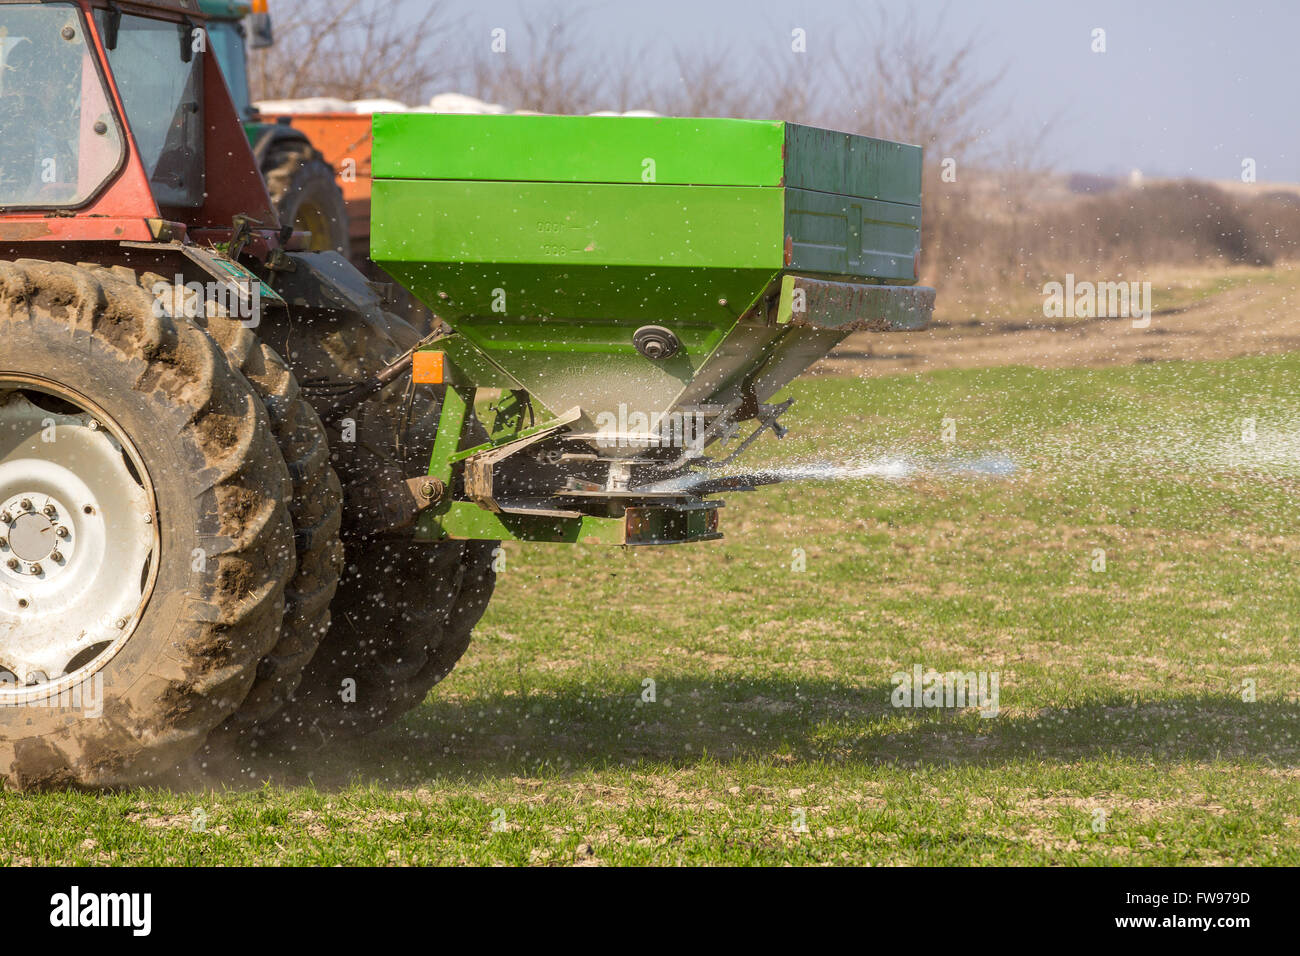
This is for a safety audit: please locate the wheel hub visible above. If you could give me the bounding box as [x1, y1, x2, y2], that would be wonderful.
[9, 511, 52, 562]
[2, 494, 75, 570]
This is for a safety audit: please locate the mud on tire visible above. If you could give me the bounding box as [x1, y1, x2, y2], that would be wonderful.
[135, 270, 345, 735]
[0, 260, 295, 788]
[264, 312, 499, 743]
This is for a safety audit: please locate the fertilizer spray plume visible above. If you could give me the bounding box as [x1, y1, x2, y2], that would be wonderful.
[635, 452, 1018, 495]
[765, 452, 1019, 482]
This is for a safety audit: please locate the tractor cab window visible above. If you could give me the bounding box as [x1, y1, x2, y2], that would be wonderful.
[94, 10, 205, 208]
[207, 19, 252, 120]
[0, 3, 124, 209]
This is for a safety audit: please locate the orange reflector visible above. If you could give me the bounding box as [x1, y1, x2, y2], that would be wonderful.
[626, 509, 648, 541]
[412, 351, 445, 384]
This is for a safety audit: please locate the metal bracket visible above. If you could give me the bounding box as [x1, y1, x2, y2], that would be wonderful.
[227, 214, 260, 263]
[666, 399, 744, 471]
[119, 240, 286, 313]
[711, 398, 793, 468]
[347, 473, 446, 534]
[463, 408, 583, 513]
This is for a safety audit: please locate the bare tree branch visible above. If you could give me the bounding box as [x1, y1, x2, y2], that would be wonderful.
[252, 0, 458, 105]
[467, 16, 607, 114]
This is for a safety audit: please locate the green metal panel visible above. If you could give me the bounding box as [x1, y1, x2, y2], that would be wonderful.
[372, 177, 785, 417]
[782, 124, 922, 204]
[437, 336, 523, 390]
[784, 188, 920, 281]
[372, 114, 787, 185]
[427, 386, 471, 487]
[371, 180, 785, 274]
[382, 262, 773, 326]
[416, 502, 631, 545]
[446, 314, 741, 418]
[371, 114, 921, 198]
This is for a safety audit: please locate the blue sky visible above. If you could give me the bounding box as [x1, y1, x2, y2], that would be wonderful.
[435, 0, 1299, 181]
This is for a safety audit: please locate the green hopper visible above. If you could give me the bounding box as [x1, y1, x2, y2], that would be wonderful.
[368, 114, 935, 546]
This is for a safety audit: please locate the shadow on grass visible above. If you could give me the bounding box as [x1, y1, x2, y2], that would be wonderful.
[180, 676, 1300, 792]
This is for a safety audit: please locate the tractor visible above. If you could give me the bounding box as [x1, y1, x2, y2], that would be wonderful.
[0, 0, 933, 789]
[200, 0, 429, 326]
[201, 0, 351, 257]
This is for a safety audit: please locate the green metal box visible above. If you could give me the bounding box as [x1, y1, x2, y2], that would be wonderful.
[370, 115, 928, 420]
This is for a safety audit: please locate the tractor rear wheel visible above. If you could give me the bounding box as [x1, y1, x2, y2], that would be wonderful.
[269, 536, 496, 742]
[262, 140, 351, 258]
[120, 269, 345, 738]
[0, 260, 295, 788]
[261, 313, 498, 743]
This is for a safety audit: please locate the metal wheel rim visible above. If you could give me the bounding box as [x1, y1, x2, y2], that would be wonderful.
[0, 375, 160, 703]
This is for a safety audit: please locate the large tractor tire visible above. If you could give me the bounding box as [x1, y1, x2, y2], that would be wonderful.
[262, 313, 498, 743]
[262, 140, 351, 258]
[269, 536, 497, 743]
[0, 260, 295, 788]
[106, 268, 345, 737]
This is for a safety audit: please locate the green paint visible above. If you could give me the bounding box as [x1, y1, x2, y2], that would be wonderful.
[197, 0, 252, 19]
[375, 114, 932, 529]
[415, 500, 722, 546]
[427, 386, 471, 487]
[416, 502, 630, 545]
[373, 179, 784, 271]
[781, 123, 922, 203]
[372, 114, 787, 185]
[784, 188, 920, 281]
[436, 336, 522, 390]
[446, 411, 571, 465]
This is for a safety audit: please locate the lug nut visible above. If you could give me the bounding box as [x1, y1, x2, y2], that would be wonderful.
[43, 504, 56, 517]
[29, 563, 41, 575]
[50, 551, 62, 564]
[0, 537, 6, 549]
[55, 526, 68, 538]
[0, 512, 11, 524]
[19, 499, 31, 511]
[115, 618, 127, 629]
[88, 419, 100, 431]
[6, 558, 18, 571]
[143, 513, 153, 524]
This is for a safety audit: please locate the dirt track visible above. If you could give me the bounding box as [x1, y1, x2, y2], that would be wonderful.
[813, 264, 1300, 376]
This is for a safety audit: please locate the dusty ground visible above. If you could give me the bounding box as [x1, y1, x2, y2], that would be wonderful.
[814, 262, 1299, 376]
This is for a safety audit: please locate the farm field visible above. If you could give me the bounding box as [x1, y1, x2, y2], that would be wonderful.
[5, 333, 1297, 866]
[818, 263, 1300, 376]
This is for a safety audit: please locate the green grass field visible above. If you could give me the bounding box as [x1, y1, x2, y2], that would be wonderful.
[4, 354, 1298, 865]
